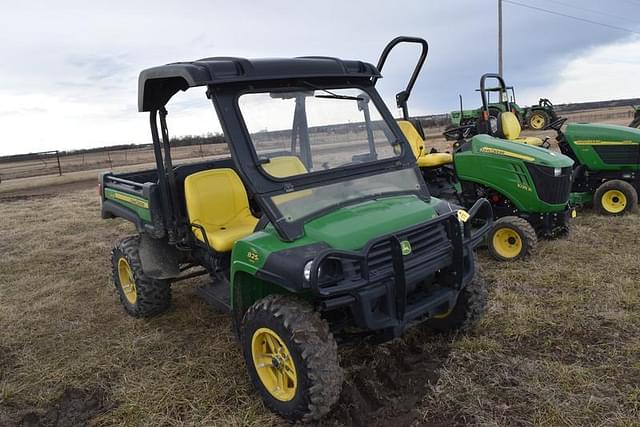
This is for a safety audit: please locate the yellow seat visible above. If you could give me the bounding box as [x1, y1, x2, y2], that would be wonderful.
[498, 112, 544, 146]
[397, 120, 453, 168]
[261, 156, 308, 178]
[261, 156, 312, 204]
[184, 168, 258, 252]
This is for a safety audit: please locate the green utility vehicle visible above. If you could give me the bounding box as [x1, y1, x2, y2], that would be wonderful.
[99, 39, 493, 421]
[381, 44, 575, 261]
[478, 74, 640, 215]
[447, 80, 557, 140]
[630, 105, 640, 128]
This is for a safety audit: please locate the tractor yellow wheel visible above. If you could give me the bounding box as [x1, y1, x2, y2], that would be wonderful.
[492, 228, 522, 259]
[528, 112, 548, 130]
[488, 216, 538, 262]
[594, 180, 638, 216]
[601, 190, 627, 214]
[117, 258, 137, 304]
[251, 327, 298, 402]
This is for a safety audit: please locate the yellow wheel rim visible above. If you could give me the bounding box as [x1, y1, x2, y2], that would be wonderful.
[529, 113, 546, 129]
[117, 258, 137, 304]
[601, 189, 627, 214]
[492, 227, 523, 259]
[251, 327, 297, 402]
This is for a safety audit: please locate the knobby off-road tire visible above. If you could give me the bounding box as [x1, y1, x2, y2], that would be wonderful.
[427, 268, 488, 334]
[594, 180, 638, 216]
[488, 216, 538, 261]
[111, 235, 171, 317]
[241, 295, 343, 422]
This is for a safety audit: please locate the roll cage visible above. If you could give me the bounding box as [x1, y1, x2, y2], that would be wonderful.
[140, 56, 429, 243]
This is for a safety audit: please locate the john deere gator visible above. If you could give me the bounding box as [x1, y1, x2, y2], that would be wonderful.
[99, 41, 493, 421]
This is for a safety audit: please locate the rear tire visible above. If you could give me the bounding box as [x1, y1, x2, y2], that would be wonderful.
[630, 118, 640, 129]
[527, 110, 550, 130]
[427, 268, 488, 333]
[241, 295, 342, 422]
[487, 216, 537, 261]
[594, 180, 638, 216]
[111, 235, 171, 317]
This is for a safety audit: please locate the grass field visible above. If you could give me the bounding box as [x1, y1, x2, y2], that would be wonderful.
[0, 182, 638, 426]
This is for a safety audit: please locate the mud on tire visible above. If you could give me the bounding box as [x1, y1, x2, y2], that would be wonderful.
[241, 294, 343, 422]
[111, 235, 171, 317]
[427, 267, 488, 334]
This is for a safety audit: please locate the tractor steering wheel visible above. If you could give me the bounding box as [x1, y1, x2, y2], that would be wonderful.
[443, 123, 476, 141]
[545, 117, 567, 131]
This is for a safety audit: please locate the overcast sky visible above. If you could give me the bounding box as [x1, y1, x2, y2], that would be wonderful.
[1, 0, 639, 156]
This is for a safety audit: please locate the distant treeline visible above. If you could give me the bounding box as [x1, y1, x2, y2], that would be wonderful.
[0, 133, 226, 163]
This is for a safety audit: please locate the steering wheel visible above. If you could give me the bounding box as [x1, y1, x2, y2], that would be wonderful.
[443, 123, 476, 141]
[545, 117, 567, 131]
[539, 98, 553, 108]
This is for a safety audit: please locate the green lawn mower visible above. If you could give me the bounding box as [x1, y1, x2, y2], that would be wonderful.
[477, 74, 640, 216]
[447, 80, 557, 140]
[99, 37, 493, 421]
[378, 43, 575, 261]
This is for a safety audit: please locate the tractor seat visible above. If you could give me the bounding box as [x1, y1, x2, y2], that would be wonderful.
[397, 120, 453, 168]
[262, 155, 312, 203]
[261, 155, 308, 178]
[497, 112, 544, 146]
[184, 168, 258, 252]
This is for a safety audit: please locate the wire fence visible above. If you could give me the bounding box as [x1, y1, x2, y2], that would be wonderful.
[0, 106, 636, 183]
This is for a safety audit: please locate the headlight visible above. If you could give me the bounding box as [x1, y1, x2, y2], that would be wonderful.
[303, 259, 343, 283]
[303, 260, 313, 281]
[554, 167, 561, 177]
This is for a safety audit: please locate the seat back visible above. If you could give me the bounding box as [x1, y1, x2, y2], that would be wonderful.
[184, 168, 251, 228]
[397, 120, 425, 159]
[261, 156, 308, 177]
[498, 112, 522, 140]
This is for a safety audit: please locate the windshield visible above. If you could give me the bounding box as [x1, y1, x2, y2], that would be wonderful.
[238, 87, 400, 178]
[271, 168, 422, 223]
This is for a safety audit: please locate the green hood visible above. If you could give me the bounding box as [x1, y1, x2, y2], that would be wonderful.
[471, 134, 574, 168]
[303, 195, 439, 251]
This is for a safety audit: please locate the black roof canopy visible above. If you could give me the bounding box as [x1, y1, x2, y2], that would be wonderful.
[138, 56, 380, 112]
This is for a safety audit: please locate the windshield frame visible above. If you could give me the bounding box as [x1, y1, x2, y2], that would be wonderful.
[208, 77, 430, 241]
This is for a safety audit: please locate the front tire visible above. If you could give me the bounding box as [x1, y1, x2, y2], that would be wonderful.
[487, 216, 538, 261]
[241, 295, 343, 422]
[427, 269, 488, 333]
[594, 180, 638, 216]
[111, 235, 171, 317]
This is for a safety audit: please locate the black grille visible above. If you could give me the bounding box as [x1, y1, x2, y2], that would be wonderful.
[365, 220, 451, 276]
[593, 145, 640, 165]
[525, 164, 572, 205]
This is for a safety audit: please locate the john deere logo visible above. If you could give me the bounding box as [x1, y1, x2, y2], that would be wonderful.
[400, 240, 412, 256]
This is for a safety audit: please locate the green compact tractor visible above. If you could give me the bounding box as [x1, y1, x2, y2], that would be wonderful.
[477, 74, 640, 215]
[549, 119, 640, 215]
[629, 105, 640, 129]
[380, 43, 575, 261]
[447, 79, 557, 140]
[100, 38, 493, 421]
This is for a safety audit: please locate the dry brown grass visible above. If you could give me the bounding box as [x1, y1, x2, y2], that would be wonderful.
[0, 187, 639, 426]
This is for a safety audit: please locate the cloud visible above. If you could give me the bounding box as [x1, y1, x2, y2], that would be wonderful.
[518, 36, 640, 105]
[0, 0, 639, 155]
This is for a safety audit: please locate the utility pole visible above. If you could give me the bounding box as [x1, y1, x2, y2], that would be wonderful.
[498, 0, 503, 77]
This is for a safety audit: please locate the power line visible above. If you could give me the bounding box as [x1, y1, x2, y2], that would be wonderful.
[541, 0, 638, 23]
[502, 0, 640, 35]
